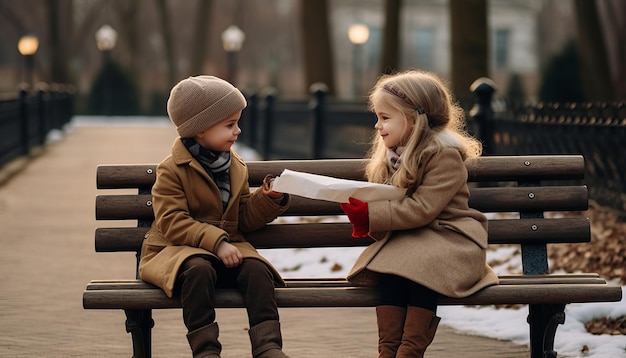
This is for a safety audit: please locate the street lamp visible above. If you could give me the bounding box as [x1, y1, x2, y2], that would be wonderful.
[95, 25, 118, 115]
[221, 25, 245, 84]
[17, 34, 39, 87]
[348, 23, 370, 98]
[95, 24, 118, 53]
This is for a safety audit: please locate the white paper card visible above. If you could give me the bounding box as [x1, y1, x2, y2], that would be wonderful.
[271, 169, 406, 203]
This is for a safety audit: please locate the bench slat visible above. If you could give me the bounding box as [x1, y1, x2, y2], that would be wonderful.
[96, 195, 154, 220]
[469, 186, 588, 212]
[85, 274, 609, 291]
[96, 155, 584, 189]
[248, 159, 367, 183]
[465, 155, 585, 182]
[95, 186, 588, 220]
[95, 217, 590, 252]
[279, 275, 609, 286]
[97, 164, 156, 189]
[83, 282, 621, 310]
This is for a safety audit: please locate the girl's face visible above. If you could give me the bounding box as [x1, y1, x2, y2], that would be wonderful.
[372, 95, 410, 148]
[194, 110, 243, 151]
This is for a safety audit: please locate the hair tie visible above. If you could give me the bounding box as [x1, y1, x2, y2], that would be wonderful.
[382, 83, 431, 126]
[416, 108, 433, 128]
[383, 83, 419, 109]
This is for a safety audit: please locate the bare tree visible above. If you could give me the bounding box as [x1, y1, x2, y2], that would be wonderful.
[112, 0, 140, 81]
[45, 0, 72, 84]
[601, 1, 626, 99]
[449, 0, 488, 97]
[1, 0, 72, 84]
[72, 0, 107, 57]
[155, 0, 177, 88]
[190, 0, 214, 76]
[574, 0, 614, 100]
[300, 0, 335, 94]
[0, 2, 27, 34]
[380, 0, 400, 75]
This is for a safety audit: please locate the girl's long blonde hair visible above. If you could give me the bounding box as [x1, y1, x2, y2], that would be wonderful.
[365, 70, 482, 188]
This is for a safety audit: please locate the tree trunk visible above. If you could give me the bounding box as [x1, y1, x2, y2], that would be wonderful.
[574, 0, 614, 100]
[155, 0, 177, 88]
[300, 0, 335, 95]
[0, 2, 26, 34]
[380, 0, 400, 74]
[449, 0, 488, 98]
[190, 0, 213, 76]
[114, 0, 140, 82]
[46, 0, 71, 84]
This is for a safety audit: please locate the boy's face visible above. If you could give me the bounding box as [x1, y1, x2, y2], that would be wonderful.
[195, 110, 243, 152]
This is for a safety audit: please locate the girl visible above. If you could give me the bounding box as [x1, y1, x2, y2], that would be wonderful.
[340, 70, 498, 357]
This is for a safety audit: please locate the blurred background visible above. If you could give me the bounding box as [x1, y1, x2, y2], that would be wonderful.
[1, 0, 624, 115]
[1, 0, 625, 214]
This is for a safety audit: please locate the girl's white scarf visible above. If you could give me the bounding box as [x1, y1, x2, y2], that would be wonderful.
[387, 146, 406, 170]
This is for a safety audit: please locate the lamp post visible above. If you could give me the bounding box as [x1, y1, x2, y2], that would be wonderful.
[17, 34, 39, 87]
[348, 23, 370, 98]
[95, 25, 118, 115]
[95, 24, 118, 58]
[221, 25, 245, 84]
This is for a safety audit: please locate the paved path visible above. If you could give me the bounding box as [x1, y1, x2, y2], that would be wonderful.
[0, 119, 530, 357]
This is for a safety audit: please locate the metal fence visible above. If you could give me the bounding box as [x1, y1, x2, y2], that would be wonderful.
[0, 84, 74, 169]
[239, 85, 374, 160]
[3, 79, 622, 214]
[478, 100, 626, 215]
[240, 81, 626, 215]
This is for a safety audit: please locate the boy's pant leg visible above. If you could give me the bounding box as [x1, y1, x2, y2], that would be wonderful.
[178, 256, 218, 331]
[236, 258, 280, 326]
[236, 259, 288, 357]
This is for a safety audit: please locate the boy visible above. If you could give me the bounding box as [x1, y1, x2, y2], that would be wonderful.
[139, 75, 290, 358]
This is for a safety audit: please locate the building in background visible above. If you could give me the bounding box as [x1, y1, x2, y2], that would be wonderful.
[1, 0, 617, 112]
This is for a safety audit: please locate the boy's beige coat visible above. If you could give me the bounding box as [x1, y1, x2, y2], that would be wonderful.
[139, 139, 289, 297]
[348, 147, 499, 298]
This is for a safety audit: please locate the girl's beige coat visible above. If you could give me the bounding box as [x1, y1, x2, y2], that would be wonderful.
[139, 139, 289, 297]
[348, 148, 499, 298]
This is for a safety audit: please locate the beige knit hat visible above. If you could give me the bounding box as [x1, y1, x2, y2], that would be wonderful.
[167, 75, 247, 138]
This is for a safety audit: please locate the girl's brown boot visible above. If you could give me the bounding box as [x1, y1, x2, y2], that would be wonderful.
[376, 305, 407, 358]
[396, 306, 440, 358]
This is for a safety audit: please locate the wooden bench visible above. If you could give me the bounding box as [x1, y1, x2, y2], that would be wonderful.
[83, 155, 622, 358]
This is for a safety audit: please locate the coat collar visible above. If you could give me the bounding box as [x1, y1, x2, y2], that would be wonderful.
[170, 137, 247, 208]
[171, 137, 194, 165]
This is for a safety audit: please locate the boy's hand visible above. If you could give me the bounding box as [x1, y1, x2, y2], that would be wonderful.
[216, 241, 243, 268]
[262, 174, 284, 199]
[340, 197, 369, 238]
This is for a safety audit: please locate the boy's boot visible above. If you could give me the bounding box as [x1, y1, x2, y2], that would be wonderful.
[186, 322, 222, 358]
[248, 320, 290, 358]
[376, 305, 407, 358]
[396, 306, 440, 358]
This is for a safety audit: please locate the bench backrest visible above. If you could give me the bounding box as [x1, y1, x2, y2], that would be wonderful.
[95, 155, 589, 277]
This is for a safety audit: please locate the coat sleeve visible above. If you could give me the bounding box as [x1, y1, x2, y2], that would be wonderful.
[151, 162, 227, 253]
[237, 184, 290, 233]
[368, 148, 467, 232]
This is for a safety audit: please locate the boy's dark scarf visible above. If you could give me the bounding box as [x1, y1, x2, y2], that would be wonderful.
[182, 138, 231, 210]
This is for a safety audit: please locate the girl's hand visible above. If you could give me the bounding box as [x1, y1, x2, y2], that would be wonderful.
[216, 241, 243, 268]
[340, 197, 369, 238]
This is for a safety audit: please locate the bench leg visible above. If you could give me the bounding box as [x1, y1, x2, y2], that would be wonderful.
[125, 309, 155, 358]
[527, 304, 565, 358]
